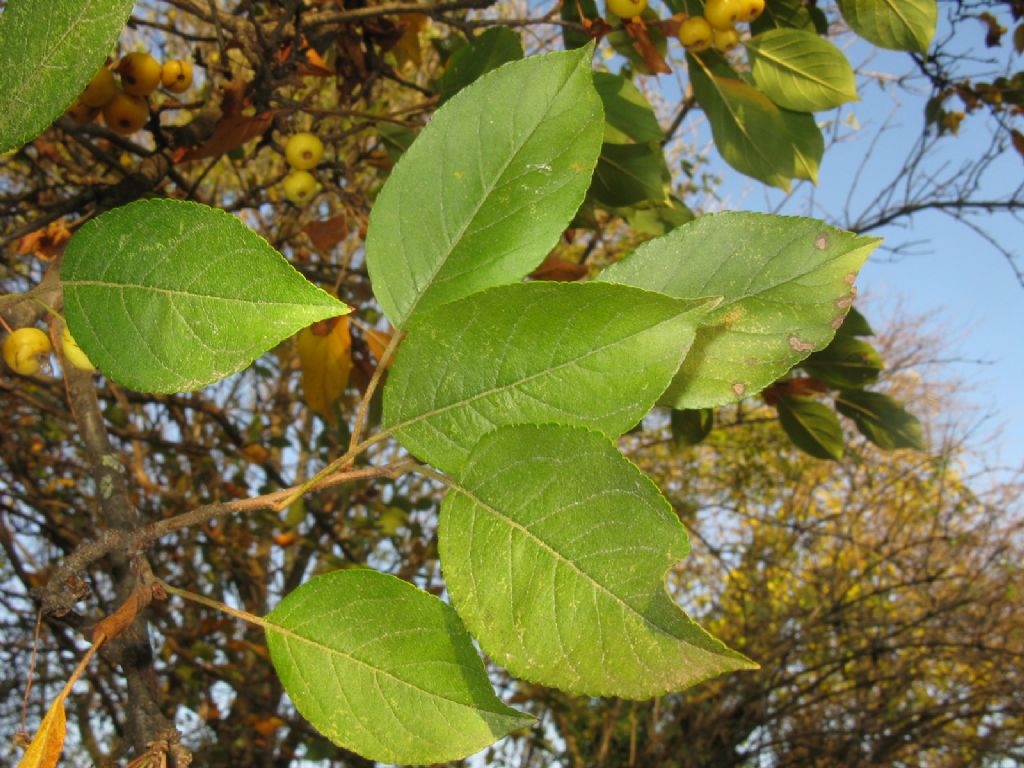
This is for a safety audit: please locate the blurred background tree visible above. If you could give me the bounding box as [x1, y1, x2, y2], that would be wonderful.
[1, 0, 1022, 765]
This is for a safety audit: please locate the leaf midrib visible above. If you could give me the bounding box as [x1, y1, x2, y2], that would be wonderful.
[266, 617, 518, 718]
[388, 309, 689, 437]
[882, 0, 918, 39]
[691, 55, 787, 186]
[447, 476, 693, 648]
[694, 236, 875, 314]
[397, 53, 591, 325]
[64, 278, 343, 309]
[750, 36, 852, 97]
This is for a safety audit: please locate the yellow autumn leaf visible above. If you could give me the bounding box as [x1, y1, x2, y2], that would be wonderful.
[17, 700, 65, 768]
[392, 14, 429, 70]
[298, 316, 352, 422]
[18, 641, 101, 768]
[364, 328, 396, 369]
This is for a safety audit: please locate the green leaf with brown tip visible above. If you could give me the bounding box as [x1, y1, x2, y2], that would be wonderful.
[599, 212, 880, 409]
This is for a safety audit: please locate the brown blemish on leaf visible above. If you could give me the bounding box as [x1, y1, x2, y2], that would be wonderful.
[844, 272, 856, 285]
[832, 315, 845, 330]
[723, 308, 744, 325]
[814, 232, 830, 250]
[732, 382, 746, 397]
[836, 296, 853, 310]
[788, 335, 816, 352]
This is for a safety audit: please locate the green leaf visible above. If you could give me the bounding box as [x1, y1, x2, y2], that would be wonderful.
[62, 200, 349, 393]
[383, 281, 711, 473]
[801, 336, 883, 388]
[746, 29, 858, 113]
[835, 305, 873, 337]
[366, 47, 604, 328]
[688, 51, 823, 189]
[0, 0, 136, 154]
[561, 0, 599, 50]
[591, 142, 670, 207]
[750, 0, 828, 35]
[593, 72, 663, 144]
[435, 27, 524, 102]
[782, 104, 824, 183]
[777, 395, 845, 460]
[837, 0, 937, 53]
[378, 122, 417, 162]
[599, 212, 880, 408]
[439, 424, 757, 697]
[265, 569, 532, 765]
[835, 390, 926, 450]
[616, 197, 695, 238]
[671, 408, 714, 446]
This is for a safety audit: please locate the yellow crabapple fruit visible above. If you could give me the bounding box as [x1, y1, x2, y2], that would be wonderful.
[66, 99, 99, 123]
[80, 67, 117, 108]
[739, 0, 765, 23]
[606, 0, 648, 19]
[704, 0, 742, 30]
[61, 326, 96, 373]
[102, 91, 149, 134]
[284, 132, 325, 170]
[679, 16, 714, 51]
[713, 26, 742, 51]
[283, 170, 318, 205]
[3, 328, 52, 376]
[117, 52, 162, 96]
[161, 60, 194, 93]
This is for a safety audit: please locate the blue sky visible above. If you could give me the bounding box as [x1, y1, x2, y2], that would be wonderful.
[650, 11, 1024, 472]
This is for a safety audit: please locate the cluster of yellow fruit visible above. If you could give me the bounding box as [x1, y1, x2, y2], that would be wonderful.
[282, 132, 325, 206]
[67, 52, 194, 135]
[604, 0, 765, 52]
[679, 0, 765, 51]
[2, 326, 95, 376]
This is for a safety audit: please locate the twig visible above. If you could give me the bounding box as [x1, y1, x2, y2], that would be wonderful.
[18, 610, 43, 739]
[348, 328, 405, 456]
[39, 460, 416, 617]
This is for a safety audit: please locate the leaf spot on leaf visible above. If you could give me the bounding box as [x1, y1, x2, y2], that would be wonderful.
[844, 272, 857, 285]
[788, 335, 816, 352]
[814, 232, 830, 250]
[732, 382, 746, 397]
[722, 307, 744, 325]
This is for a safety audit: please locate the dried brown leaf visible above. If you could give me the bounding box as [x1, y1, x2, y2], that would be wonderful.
[528, 251, 588, 282]
[625, 19, 671, 75]
[91, 584, 155, 644]
[302, 214, 350, 255]
[175, 111, 274, 163]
